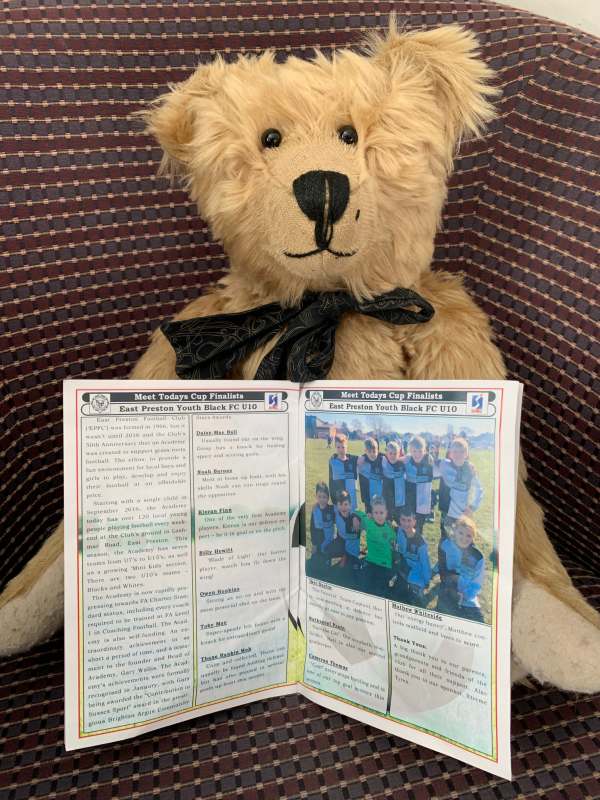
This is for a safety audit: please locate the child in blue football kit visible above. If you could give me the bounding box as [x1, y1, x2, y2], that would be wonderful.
[439, 437, 483, 539]
[308, 482, 335, 580]
[358, 437, 385, 513]
[437, 516, 485, 622]
[382, 440, 406, 523]
[390, 510, 432, 607]
[403, 435, 434, 536]
[428, 440, 442, 523]
[334, 490, 362, 588]
[329, 433, 358, 510]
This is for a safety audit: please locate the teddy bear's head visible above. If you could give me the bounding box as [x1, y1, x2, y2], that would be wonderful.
[143, 23, 496, 304]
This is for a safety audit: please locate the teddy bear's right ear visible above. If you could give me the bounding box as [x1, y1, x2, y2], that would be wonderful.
[136, 58, 227, 183]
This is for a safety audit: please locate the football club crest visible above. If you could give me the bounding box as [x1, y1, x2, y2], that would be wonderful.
[90, 393, 110, 414]
[309, 391, 323, 409]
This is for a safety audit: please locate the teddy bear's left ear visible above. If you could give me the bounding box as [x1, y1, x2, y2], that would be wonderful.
[369, 23, 498, 152]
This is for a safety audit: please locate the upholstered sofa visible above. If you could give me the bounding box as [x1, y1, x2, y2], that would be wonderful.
[1, 1, 598, 797]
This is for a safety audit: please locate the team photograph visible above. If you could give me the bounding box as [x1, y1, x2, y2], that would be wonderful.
[304, 413, 496, 625]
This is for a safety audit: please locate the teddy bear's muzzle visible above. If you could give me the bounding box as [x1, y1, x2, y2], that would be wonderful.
[286, 170, 356, 259]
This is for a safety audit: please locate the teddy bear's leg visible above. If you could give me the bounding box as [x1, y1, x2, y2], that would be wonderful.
[511, 471, 600, 693]
[0, 290, 230, 657]
[408, 270, 600, 691]
[0, 523, 64, 657]
[512, 570, 600, 692]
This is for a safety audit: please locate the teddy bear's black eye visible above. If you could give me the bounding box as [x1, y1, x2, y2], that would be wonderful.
[338, 125, 358, 145]
[261, 128, 282, 148]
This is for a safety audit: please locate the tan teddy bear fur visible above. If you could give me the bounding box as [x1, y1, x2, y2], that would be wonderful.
[1, 23, 599, 692]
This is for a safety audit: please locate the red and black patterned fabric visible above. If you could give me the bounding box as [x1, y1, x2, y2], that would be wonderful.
[1, 1, 598, 797]
[1, 605, 600, 800]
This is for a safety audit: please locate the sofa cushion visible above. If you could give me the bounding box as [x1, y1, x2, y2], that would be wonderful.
[1, 564, 599, 799]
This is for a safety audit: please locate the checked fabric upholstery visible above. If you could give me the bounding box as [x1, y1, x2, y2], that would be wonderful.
[0, 1, 598, 799]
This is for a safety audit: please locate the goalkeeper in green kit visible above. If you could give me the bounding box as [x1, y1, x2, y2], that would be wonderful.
[353, 496, 396, 598]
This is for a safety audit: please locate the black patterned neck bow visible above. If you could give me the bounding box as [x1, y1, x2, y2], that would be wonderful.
[160, 288, 434, 383]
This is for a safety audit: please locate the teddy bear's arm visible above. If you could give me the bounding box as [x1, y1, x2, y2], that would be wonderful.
[406, 270, 506, 381]
[405, 269, 600, 692]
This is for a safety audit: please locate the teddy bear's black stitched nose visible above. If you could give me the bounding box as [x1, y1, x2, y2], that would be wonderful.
[292, 170, 350, 250]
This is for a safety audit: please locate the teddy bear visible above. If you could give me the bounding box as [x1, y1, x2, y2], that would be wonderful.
[0, 22, 599, 693]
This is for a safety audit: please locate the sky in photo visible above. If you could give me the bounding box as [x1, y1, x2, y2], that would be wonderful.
[311, 412, 496, 438]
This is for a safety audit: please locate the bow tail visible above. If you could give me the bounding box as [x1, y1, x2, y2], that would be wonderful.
[255, 323, 337, 383]
[360, 289, 434, 324]
[253, 337, 292, 380]
[161, 304, 293, 380]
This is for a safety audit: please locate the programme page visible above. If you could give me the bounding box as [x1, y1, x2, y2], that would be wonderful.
[297, 380, 521, 779]
[63, 377, 520, 777]
[64, 380, 300, 749]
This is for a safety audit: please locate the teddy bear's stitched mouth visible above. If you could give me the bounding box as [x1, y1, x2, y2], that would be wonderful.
[284, 246, 358, 259]
[284, 171, 360, 260]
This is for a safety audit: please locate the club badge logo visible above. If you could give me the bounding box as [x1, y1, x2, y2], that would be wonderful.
[466, 392, 488, 415]
[309, 391, 323, 409]
[90, 393, 110, 414]
[265, 392, 283, 411]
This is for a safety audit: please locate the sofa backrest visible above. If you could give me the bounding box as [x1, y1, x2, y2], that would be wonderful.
[1, 1, 598, 589]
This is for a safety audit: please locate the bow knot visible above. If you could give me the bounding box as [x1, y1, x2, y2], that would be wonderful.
[161, 288, 434, 383]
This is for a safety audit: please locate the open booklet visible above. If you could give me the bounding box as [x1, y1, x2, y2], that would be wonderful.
[63, 379, 522, 778]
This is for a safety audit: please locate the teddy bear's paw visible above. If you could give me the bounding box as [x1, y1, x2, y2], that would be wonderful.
[0, 555, 64, 658]
[512, 577, 600, 694]
[511, 656, 532, 687]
